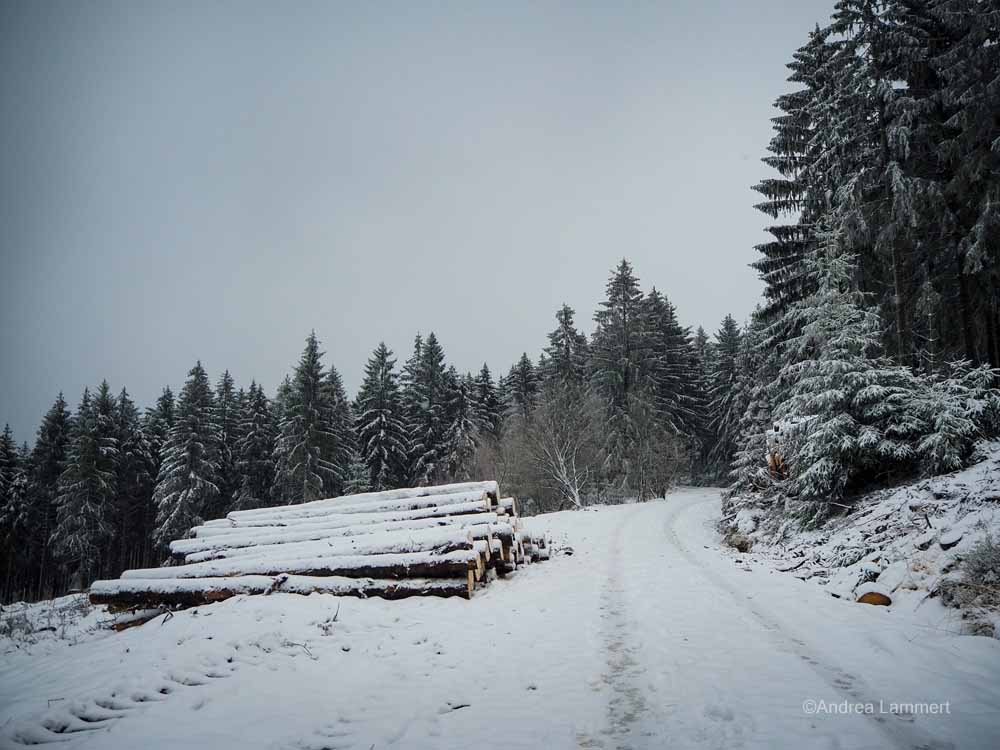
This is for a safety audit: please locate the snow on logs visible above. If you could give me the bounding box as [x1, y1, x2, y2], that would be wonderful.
[89, 481, 550, 613]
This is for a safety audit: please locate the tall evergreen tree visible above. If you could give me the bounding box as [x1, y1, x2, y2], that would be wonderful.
[325, 364, 357, 497]
[707, 315, 743, 469]
[113, 388, 155, 572]
[752, 26, 833, 317]
[543, 304, 589, 386]
[406, 332, 450, 484]
[0, 424, 28, 599]
[26, 394, 73, 597]
[771, 225, 915, 521]
[51, 386, 118, 587]
[505, 353, 540, 420]
[589, 260, 659, 488]
[692, 326, 714, 378]
[273, 375, 294, 426]
[152, 362, 219, 552]
[144, 387, 175, 478]
[471, 363, 502, 437]
[210, 370, 240, 519]
[933, 0, 1000, 366]
[234, 382, 277, 510]
[641, 289, 702, 437]
[444, 373, 479, 481]
[727, 311, 779, 498]
[590, 259, 647, 411]
[355, 342, 408, 491]
[272, 333, 340, 503]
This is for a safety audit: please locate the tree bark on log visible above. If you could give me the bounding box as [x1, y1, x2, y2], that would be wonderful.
[226, 484, 498, 524]
[118, 549, 477, 581]
[191, 499, 493, 537]
[91, 574, 473, 608]
[176, 511, 498, 559]
[170, 526, 472, 566]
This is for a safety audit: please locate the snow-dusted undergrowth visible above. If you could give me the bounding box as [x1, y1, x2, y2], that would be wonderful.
[0, 595, 108, 655]
[726, 441, 1000, 636]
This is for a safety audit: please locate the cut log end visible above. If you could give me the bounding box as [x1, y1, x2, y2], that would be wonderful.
[856, 591, 892, 606]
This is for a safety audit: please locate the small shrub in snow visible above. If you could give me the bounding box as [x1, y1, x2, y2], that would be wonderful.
[940, 535, 1000, 634]
[962, 535, 1000, 584]
[0, 608, 35, 643]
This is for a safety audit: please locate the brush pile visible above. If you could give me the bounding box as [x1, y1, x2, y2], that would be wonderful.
[89, 481, 549, 617]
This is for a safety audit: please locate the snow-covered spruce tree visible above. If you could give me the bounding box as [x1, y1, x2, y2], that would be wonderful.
[355, 342, 408, 491]
[690, 325, 719, 478]
[693, 326, 713, 373]
[932, 0, 1000, 366]
[504, 353, 540, 421]
[272, 375, 293, 426]
[51, 386, 118, 586]
[0, 424, 28, 599]
[25, 394, 73, 597]
[444, 373, 479, 481]
[590, 259, 650, 487]
[542, 303, 590, 386]
[399, 333, 424, 482]
[0, 425, 19, 508]
[405, 332, 451, 485]
[113, 388, 155, 572]
[771, 224, 919, 522]
[233, 382, 276, 510]
[152, 362, 219, 552]
[755, 4, 1000, 370]
[752, 25, 833, 317]
[209, 370, 240, 519]
[707, 314, 743, 470]
[144, 387, 175, 481]
[471, 363, 502, 438]
[325, 364, 358, 497]
[727, 311, 780, 502]
[808, 3, 985, 366]
[909, 361, 1000, 476]
[272, 333, 341, 504]
[640, 288, 702, 438]
[591, 259, 647, 410]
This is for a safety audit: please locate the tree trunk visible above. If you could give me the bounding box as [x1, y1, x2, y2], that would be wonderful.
[986, 295, 1000, 367]
[90, 574, 473, 609]
[116, 548, 477, 582]
[956, 250, 977, 362]
[890, 241, 911, 365]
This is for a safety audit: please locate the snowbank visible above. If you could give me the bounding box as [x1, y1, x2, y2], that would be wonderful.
[725, 441, 1000, 635]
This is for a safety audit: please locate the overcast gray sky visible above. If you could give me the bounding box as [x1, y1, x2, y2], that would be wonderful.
[1, 0, 833, 442]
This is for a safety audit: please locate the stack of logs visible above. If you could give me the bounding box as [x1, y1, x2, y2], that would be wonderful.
[89, 481, 550, 616]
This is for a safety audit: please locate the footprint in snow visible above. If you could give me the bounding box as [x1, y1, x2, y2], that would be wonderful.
[5, 656, 239, 746]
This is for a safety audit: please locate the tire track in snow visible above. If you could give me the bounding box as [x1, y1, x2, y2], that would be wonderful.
[577, 506, 652, 750]
[664, 494, 954, 750]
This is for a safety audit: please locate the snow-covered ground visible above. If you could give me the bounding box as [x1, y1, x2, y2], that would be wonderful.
[3, 489, 999, 749]
[729, 442, 1000, 637]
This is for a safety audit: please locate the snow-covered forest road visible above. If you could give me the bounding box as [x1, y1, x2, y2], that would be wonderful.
[3, 489, 999, 749]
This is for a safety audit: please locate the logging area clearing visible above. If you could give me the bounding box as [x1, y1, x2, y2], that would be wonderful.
[3, 489, 1000, 749]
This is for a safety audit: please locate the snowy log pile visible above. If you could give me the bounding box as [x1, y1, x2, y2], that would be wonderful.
[89, 481, 550, 614]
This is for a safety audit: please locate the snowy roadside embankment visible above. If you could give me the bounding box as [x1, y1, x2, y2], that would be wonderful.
[724, 442, 1000, 636]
